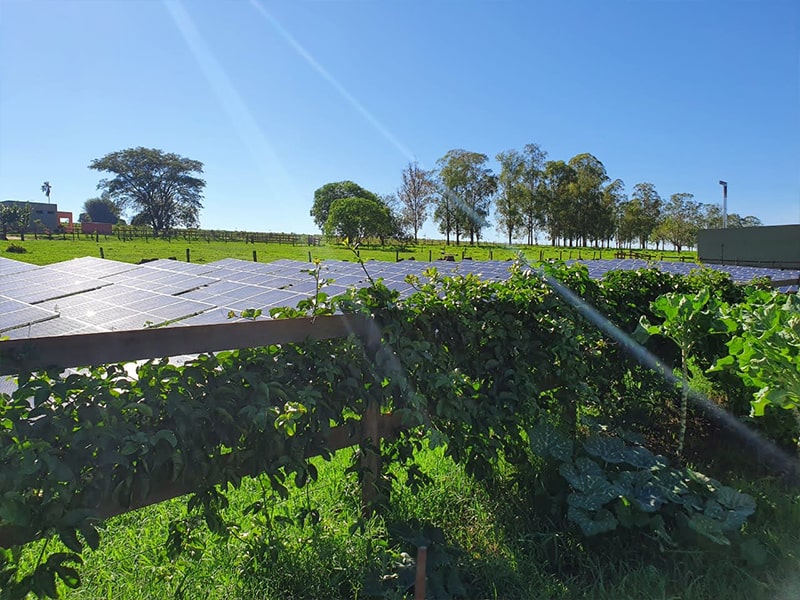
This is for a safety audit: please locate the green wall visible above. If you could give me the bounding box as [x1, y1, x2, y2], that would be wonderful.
[697, 225, 800, 270]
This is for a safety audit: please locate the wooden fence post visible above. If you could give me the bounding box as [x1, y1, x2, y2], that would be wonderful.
[415, 546, 427, 600]
[361, 400, 381, 518]
[360, 325, 383, 518]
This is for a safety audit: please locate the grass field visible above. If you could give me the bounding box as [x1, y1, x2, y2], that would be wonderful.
[1, 235, 698, 267]
[18, 444, 800, 599]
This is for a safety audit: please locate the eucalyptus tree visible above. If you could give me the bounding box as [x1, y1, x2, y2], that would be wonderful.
[541, 160, 576, 246]
[496, 143, 547, 246]
[599, 178, 625, 248]
[436, 149, 497, 245]
[567, 153, 609, 247]
[432, 177, 456, 245]
[656, 193, 702, 252]
[397, 162, 436, 243]
[495, 150, 526, 245]
[623, 182, 662, 248]
[700, 204, 762, 229]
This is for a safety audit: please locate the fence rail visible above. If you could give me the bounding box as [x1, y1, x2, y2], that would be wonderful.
[0, 314, 404, 549]
[0, 314, 376, 376]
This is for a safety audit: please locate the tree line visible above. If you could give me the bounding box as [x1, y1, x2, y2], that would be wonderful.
[314, 143, 762, 251]
[23, 145, 760, 247]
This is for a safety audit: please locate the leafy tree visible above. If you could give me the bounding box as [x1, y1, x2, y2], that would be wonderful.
[0, 202, 31, 240]
[81, 195, 121, 224]
[433, 184, 456, 245]
[16, 202, 32, 240]
[397, 162, 436, 243]
[619, 183, 662, 249]
[41, 181, 52, 203]
[655, 193, 702, 252]
[378, 193, 408, 243]
[311, 181, 379, 232]
[88, 147, 205, 236]
[738, 215, 763, 227]
[0, 204, 18, 240]
[495, 144, 548, 246]
[323, 197, 395, 245]
[436, 149, 497, 245]
[599, 179, 625, 248]
[567, 153, 609, 247]
[495, 150, 525, 245]
[700, 204, 762, 229]
[540, 160, 577, 246]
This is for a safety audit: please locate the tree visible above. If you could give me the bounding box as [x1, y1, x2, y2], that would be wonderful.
[311, 181, 379, 232]
[622, 182, 662, 248]
[495, 144, 548, 246]
[494, 154, 525, 245]
[81, 195, 122, 224]
[89, 147, 205, 236]
[739, 215, 763, 227]
[323, 197, 395, 245]
[436, 149, 497, 245]
[656, 193, 702, 252]
[495, 149, 526, 245]
[41, 181, 52, 204]
[599, 178, 625, 248]
[16, 202, 32, 240]
[0, 204, 18, 240]
[0, 202, 31, 240]
[433, 183, 456, 245]
[654, 193, 703, 252]
[397, 162, 436, 243]
[567, 153, 609, 247]
[540, 160, 576, 246]
[700, 204, 762, 229]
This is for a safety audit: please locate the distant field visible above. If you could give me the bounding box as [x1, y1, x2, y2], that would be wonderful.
[1, 236, 698, 267]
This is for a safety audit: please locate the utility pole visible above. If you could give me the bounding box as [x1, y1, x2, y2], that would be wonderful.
[718, 180, 728, 228]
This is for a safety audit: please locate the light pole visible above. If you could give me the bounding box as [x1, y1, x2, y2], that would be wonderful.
[718, 180, 728, 228]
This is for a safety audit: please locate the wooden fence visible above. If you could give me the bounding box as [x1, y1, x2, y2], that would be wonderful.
[0, 315, 407, 549]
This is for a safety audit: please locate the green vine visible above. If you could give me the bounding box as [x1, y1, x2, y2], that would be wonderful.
[0, 259, 776, 597]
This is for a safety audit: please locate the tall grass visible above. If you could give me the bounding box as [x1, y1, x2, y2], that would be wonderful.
[19, 442, 800, 599]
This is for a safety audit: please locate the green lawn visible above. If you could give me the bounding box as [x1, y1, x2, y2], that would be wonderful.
[2, 235, 698, 267]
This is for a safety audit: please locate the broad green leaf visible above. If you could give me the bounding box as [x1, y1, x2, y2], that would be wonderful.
[715, 486, 756, 513]
[688, 513, 730, 545]
[583, 435, 628, 464]
[528, 422, 573, 462]
[567, 506, 618, 536]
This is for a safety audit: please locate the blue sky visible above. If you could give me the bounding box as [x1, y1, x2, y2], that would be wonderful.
[1, 0, 798, 241]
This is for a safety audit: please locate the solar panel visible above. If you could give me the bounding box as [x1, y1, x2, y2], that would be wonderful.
[108, 267, 218, 294]
[225, 289, 303, 311]
[141, 259, 220, 276]
[0, 300, 58, 333]
[52, 256, 139, 279]
[4, 316, 105, 339]
[1, 268, 109, 303]
[0, 257, 40, 277]
[0, 253, 795, 340]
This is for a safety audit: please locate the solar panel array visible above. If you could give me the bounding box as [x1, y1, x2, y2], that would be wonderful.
[0, 255, 797, 340]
